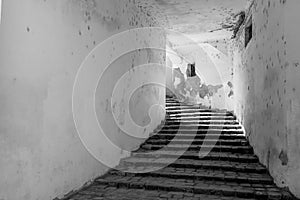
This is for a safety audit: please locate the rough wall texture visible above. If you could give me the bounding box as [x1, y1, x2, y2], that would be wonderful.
[0, 1, 165, 200]
[229, 0, 300, 197]
[166, 41, 234, 110]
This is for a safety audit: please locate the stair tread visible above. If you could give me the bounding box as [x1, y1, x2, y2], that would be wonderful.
[167, 111, 231, 114]
[155, 133, 246, 139]
[168, 113, 235, 116]
[121, 157, 265, 171]
[163, 124, 242, 127]
[145, 139, 249, 146]
[166, 105, 204, 108]
[169, 112, 234, 115]
[159, 128, 243, 131]
[166, 108, 224, 112]
[96, 175, 284, 199]
[168, 117, 237, 121]
[146, 138, 248, 143]
[167, 119, 238, 122]
[165, 121, 240, 125]
[74, 184, 259, 200]
[156, 131, 244, 136]
[142, 144, 252, 149]
[110, 167, 273, 183]
[132, 151, 258, 160]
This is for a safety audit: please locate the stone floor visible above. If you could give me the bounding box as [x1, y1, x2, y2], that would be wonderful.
[65, 97, 296, 200]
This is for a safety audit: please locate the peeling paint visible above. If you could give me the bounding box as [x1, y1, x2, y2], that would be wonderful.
[170, 65, 223, 104]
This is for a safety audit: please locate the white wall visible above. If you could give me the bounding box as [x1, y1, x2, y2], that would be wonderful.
[166, 39, 234, 110]
[229, 0, 300, 197]
[0, 1, 165, 200]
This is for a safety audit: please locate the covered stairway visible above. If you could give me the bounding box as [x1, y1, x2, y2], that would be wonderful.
[1, 0, 300, 200]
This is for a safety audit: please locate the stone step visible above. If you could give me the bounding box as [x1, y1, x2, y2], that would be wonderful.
[166, 99, 180, 101]
[132, 151, 259, 163]
[166, 106, 227, 110]
[153, 133, 246, 140]
[141, 144, 253, 153]
[166, 113, 236, 119]
[168, 115, 235, 119]
[167, 117, 238, 121]
[166, 106, 216, 110]
[168, 114, 236, 118]
[166, 102, 183, 105]
[157, 129, 244, 134]
[72, 184, 259, 200]
[168, 111, 234, 115]
[110, 167, 274, 184]
[166, 101, 182, 105]
[166, 113, 235, 117]
[165, 101, 186, 103]
[166, 104, 199, 107]
[165, 106, 232, 114]
[145, 138, 249, 146]
[166, 107, 230, 111]
[120, 158, 267, 173]
[166, 108, 232, 116]
[165, 103, 204, 106]
[167, 118, 236, 121]
[162, 124, 243, 129]
[165, 120, 240, 125]
[165, 101, 191, 104]
[96, 175, 287, 199]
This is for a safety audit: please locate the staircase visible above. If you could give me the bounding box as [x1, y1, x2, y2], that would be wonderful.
[66, 97, 295, 200]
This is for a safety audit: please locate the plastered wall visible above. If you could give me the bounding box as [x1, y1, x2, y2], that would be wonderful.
[0, 1, 165, 200]
[229, 0, 300, 197]
[166, 41, 234, 110]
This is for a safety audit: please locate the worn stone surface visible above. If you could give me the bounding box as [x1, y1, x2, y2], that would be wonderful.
[65, 98, 295, 200]
[68, 185, 258, 200]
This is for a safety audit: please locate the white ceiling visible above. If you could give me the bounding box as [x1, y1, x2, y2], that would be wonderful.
[140, 0, 248, 43]
[154, 0, 247, 33]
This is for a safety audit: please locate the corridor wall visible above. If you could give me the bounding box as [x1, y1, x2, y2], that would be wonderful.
[0, 0, 166, 199]
[229, 0, 300, 197]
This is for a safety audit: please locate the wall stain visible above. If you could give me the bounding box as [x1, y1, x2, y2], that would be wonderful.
[279, 150, 289, 166]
